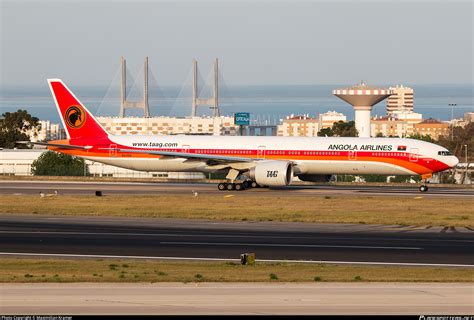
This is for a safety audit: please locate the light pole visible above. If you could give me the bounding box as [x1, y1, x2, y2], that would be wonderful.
[465, 144, 468, 163]
[448, 103, 456, 140]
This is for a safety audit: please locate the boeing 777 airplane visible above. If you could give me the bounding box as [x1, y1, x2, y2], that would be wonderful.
[22, 79, 459, 192]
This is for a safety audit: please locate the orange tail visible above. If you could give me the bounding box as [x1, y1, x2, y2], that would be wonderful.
[48, 79, 108, 140]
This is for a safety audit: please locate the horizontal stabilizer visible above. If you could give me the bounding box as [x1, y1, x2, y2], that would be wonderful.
[16, 141, 93, 150]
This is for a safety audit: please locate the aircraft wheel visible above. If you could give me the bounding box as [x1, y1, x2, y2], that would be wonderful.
[419, 185, 428, 192]
[235, 183, 244, 191]
[251, 181, 259, 188]
[242, 181, 250, 189]
[226, 183, 235, 191]
[218, 183, 227, 191]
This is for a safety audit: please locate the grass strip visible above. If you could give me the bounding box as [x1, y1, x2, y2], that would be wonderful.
[0, 194, 473, 226]
[0, 258, 472, 283]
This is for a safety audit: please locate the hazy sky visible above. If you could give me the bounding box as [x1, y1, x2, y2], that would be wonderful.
[1, 0, 473, 87]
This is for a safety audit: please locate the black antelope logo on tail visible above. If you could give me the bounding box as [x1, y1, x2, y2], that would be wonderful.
[65, 105, 86, 129]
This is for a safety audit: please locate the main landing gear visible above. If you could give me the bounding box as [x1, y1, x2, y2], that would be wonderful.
[217, 181, 260, 191]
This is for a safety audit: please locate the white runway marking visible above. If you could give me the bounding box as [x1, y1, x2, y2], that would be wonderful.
[0, 230, 472, 243]
[1, 252, 473, 267]
[160, 241, 422, 250]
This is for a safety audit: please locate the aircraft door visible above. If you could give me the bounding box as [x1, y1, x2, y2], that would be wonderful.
[109, 144, 117, 157]
[409, 148, 419, 162]
[348, 150, 357, 160]
[257, 146, 266, 159]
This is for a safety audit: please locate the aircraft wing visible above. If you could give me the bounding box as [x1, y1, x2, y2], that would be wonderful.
[108, 148, 256, 164]
[16, 141, 93, 150]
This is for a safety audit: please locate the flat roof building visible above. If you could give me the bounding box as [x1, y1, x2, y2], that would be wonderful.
[464, 112, 474, 123]
[318, 111, 347, 129]
[277, 114, 319, 137]
[387, 85, 414, 115]
[0, 149, 204, 179]
[413, 118, 449, 140]
[371, 116, 408, 137]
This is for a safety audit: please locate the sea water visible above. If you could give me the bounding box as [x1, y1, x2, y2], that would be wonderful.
[1, 84, 472, 125]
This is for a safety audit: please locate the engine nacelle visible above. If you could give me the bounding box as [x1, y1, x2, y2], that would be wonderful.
[248, 160, 293, 186]
[297, 174, 334, 183]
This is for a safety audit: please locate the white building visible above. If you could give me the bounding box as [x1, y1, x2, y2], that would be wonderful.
[371, 111, 423, 137]
[318, 111, 347, 130]
[371, 116, 408, 137]
[277, 114, 319, 137]
[387, 85, 414, 115]
[29, 120, 66, 142]
[97, 116, 239, 136]
[464, 112, 474, 123]
[390, 110, 423, 136]
[0, 149, 204, 179]
[24, 120, 65, 142]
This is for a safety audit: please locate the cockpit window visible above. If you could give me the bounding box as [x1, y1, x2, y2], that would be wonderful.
[438, 151, 454, 156]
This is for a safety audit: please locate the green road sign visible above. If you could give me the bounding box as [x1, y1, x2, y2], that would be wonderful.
[234, 112, 250, 125]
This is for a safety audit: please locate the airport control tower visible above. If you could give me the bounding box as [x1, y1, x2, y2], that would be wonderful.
[333, 82, 392, 137]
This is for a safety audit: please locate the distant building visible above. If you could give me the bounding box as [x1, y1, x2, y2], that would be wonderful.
[390, 110, 423, 136]
[371, 116, 408, 137]
[28, 120, 66, 142]
[413, 118, 449, 140]
[97, 116, 239, 136]
[0, 149, 204, 179]
[464, 112, 474, 123]
[277, 114, 319, 137]
[447, 118, 469, 128]
[318, 111, 347, 129]
[387, 85, 414, 115]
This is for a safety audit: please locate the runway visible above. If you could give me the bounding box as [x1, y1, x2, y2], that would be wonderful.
[0, 215, 472, 266]
[1, 180, 473, 197]
[2, 283, 472, 315]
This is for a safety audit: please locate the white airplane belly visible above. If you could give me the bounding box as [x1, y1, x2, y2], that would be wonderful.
[298, 160, 416, 175]
[83, 156, 204, 172]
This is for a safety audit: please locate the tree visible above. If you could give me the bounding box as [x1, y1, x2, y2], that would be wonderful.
[436, 123, 473, 163]
[407, 132, 434, 143]
[389, 175, 421, 183]
[332, 121, 358, 137]
[0, 109, 41, 149]
[317, 127, 333, 137]
[438, 171, 456, 184]
[317, 121, 358, 137]
[360, 175, 388, 183]
[335, 175, 355, 182]
[31, 151, 87, 176]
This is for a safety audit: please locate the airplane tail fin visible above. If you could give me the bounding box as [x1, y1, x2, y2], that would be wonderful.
[48, 79, 108, 140]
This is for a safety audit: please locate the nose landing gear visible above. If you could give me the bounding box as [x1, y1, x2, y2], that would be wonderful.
[418, 173, 432, 193]
[418, 185, 428, 192]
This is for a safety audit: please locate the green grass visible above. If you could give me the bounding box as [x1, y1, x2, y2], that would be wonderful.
[0, 194, 473, 226]
[0, 258, 472, 283]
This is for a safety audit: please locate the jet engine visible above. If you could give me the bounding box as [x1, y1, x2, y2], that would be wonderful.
[248, 160, 293, 186]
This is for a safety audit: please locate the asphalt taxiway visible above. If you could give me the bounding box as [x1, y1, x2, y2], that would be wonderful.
[0, 215, 472, 266]
[1, 180, 473, 197]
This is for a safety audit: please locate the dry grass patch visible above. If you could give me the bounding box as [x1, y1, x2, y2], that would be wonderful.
[0, 258, 472, 283]
[0, 194, 473, 226]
